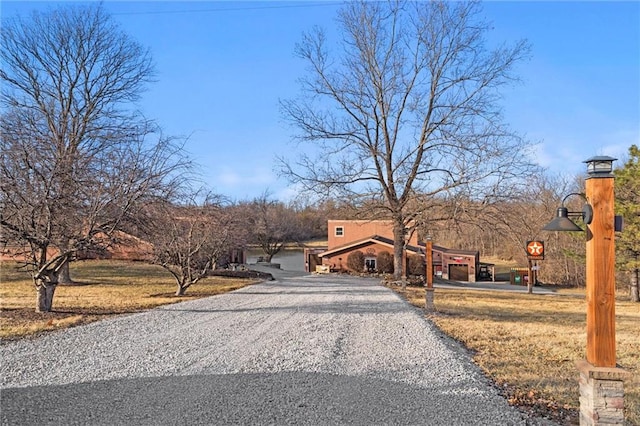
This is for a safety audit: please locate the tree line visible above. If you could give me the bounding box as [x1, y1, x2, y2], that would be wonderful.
[2, 2, 637, 313]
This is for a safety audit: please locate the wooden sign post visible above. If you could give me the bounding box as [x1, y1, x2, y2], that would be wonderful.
[526, 240, 544, 294]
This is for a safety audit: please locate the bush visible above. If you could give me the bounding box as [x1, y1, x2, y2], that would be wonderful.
[408, 255, 425, 276]
[377, 251, 394, 273]
[346, 250, 365, 272]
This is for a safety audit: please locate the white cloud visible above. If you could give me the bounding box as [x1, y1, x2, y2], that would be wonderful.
[530, 123, 640, 176]
[218, 170, 242, 185]
[217, 166, 276, 186]
[599, 129, 640, 161]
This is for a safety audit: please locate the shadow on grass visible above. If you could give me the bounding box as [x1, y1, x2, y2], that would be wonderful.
[57, 281, 97, 286]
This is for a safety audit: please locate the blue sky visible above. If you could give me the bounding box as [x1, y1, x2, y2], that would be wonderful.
[2, 1, 639, 201]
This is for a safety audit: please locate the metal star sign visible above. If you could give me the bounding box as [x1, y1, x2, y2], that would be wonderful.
[526, 241, 545, 260]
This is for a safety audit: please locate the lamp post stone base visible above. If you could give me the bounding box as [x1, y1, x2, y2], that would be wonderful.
[424, 288, 434, 312]
[576, 360, 629, 425]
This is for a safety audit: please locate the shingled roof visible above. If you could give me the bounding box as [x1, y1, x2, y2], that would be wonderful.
[318, 235, 425, 258]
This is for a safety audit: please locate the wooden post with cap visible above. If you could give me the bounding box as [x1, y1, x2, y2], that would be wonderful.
[585, 171, 616, 367]
[578, 156, 629, 426]
[425, 237, 434, 312]
[544, 156, 629, 424]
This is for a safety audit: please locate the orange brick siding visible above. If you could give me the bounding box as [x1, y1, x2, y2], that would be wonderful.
[322, 241, 393, 272]
[327, 220, 419, 249]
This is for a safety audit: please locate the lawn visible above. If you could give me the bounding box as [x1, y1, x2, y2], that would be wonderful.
[397, 284, 639, 425]
[0, 260, 259, 339]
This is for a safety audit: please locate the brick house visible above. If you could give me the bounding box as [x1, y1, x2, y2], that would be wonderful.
[311, 220, 480, 282]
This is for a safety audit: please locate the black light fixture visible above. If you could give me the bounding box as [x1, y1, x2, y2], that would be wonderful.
[584, 156, 616, 177]
[542, 193, 593, 232]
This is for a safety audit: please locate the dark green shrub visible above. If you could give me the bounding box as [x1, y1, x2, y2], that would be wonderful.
[377, 251, 394, 273]
[346, 250, 365, 272]
[408, 255, 425, 276]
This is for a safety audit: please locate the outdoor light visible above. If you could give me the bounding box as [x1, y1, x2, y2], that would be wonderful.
[542, 155, 628, 423]
[542, 193, 593, 232]
[584, 155, 616, 177]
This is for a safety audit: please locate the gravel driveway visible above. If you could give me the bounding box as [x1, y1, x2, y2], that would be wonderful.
[0, 274, 556, 425]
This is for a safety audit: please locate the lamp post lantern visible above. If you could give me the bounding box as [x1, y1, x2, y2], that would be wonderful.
[542, 192, 593, 233]
[584, 155, 616, 176]
[543, 206, 585, 232]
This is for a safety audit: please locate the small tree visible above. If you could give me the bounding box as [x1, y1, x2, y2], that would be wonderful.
[346, 250, 365, 272]
[146, 195, 238, 296]
[248, 192, 302, 262]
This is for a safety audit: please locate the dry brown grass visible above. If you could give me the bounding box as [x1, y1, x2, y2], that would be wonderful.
[398, 285, 639, 425]
[0, 260, 259, 339]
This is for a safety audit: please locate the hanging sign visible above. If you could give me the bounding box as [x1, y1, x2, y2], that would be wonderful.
[526, 240, 545, 260]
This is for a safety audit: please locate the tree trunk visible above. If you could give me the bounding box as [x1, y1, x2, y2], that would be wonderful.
[392, 220, 405, 282]
[263, 242, 283, 263]
[631, 268, 639, 302]
[35, 281, 57, 312]
[58, 239, 73, 284]
[34, 264, 62, 312]
[58, 261, 72, 284]
[175, 277, 190, 296]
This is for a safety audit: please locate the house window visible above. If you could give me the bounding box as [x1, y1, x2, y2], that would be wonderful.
[335, 226, 344, 237]
[365, 258, 376, 272]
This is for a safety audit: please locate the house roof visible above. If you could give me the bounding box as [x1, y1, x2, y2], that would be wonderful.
[318, 236, 479, 259]
[319, 235, 424, 258]
[432, 245, 479, 257]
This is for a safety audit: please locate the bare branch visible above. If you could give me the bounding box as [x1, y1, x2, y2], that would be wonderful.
[279, 0, 538, 279]
[1, 4, 192, 311]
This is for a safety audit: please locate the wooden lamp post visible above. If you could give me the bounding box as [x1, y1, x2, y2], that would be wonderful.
[424, 237, 434, 312]
[543, 156, 629, 425]
[583, 156, 617, 367]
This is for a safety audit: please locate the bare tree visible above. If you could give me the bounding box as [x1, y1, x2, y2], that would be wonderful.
[146, 194, 239, 296]
[247, 192, 302, 263]
[417, 173, 592, 286]
[0, 4, 190, 311]
[279, 0, 539, 279]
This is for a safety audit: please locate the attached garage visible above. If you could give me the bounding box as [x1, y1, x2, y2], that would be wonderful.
[448, 264, 469, 281]
[433, 245, 479, 282]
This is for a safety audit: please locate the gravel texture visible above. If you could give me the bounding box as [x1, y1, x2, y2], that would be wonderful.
[0, 274, 557, 425]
